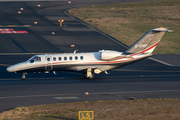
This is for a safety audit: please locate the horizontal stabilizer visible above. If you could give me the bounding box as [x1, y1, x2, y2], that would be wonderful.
[152, 29, 173, 32]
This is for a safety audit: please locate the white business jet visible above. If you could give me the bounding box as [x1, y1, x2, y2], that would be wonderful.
[6, 27, 172, 79]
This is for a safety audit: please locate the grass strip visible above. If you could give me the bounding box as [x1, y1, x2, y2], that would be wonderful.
[0, 98, 180, 120]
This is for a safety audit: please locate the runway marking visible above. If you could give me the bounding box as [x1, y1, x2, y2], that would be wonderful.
[149, 57, 174, 66]
[90, 90, 180, 95]
[113, 69, 180, 73]
[53, 96, 80, 100]
[0, 93, 76, 99]
[0, 28, 28, 34]
[1, 74, 180, 81]
[0, 77, 67, 81]
[0, 53, 64, 55]
[0, 90, 180, 99]
[106, 74, 180, 78]
[0, 25, 31, 27]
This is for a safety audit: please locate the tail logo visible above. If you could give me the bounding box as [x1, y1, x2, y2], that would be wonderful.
[135, 44, 147, 48]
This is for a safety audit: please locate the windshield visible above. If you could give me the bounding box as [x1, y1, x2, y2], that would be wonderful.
[29, 56, 41, 63]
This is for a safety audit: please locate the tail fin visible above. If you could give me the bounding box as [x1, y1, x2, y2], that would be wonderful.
[124, 27, 173, 55]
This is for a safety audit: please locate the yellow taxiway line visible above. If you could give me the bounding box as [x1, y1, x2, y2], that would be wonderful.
[0, 64, 11, 67]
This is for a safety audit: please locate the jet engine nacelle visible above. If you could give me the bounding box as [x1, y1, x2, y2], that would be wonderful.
[99, 50, 125, 61]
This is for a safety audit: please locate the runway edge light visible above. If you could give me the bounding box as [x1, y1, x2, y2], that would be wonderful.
[71, 44, 75, 47]
[85, 91, 89, 95]
[34, 21, 37, 24]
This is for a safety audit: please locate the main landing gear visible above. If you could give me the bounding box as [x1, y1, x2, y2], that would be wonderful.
[22, 72, 27, 80]
[86, 68, 94, 79]
[84, 68, 109, 79]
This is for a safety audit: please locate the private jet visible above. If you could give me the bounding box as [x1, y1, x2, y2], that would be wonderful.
[6, 27, 173, 79]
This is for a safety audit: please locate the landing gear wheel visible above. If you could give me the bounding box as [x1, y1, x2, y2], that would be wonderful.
[88, 74, 94, 79]
[86, 68, 94, 79]
[22, 73, 26, 80]
[22, 75, 26, 80]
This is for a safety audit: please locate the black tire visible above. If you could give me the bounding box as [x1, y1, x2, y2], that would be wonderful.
[22, 75, 26, 80]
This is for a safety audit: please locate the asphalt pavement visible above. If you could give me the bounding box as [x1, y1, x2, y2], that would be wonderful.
[0, 0, 180, 113]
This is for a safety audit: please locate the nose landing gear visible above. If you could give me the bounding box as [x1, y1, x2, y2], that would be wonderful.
[22, 72, 27, 80]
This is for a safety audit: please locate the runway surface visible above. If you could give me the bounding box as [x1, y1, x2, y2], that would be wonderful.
[0, 0, 180, 112]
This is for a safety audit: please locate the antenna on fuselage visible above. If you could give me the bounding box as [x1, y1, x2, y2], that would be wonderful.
[74, 50, 78, 53]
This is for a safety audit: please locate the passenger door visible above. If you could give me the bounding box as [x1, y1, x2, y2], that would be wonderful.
[45, 56, 52, 70]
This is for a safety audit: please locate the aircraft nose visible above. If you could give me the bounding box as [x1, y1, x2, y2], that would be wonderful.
[6, 66, 15, 72]
[6, 62, 27, 72]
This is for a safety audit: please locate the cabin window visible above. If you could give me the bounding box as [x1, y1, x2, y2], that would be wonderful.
[69, 56, 72, 60]
[64, 57, 67, 61]
[53, 57, 56, 61]
[59, 57, 61, 61]
[80, 56, 83, 60]
[75, 56, 78, 60]
[47, 58, 50, 61]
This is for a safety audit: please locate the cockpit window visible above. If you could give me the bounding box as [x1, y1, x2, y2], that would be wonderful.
[29, 56, 41, 63]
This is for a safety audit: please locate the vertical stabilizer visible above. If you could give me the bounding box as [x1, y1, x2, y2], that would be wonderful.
[124, 28, 172, 55]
